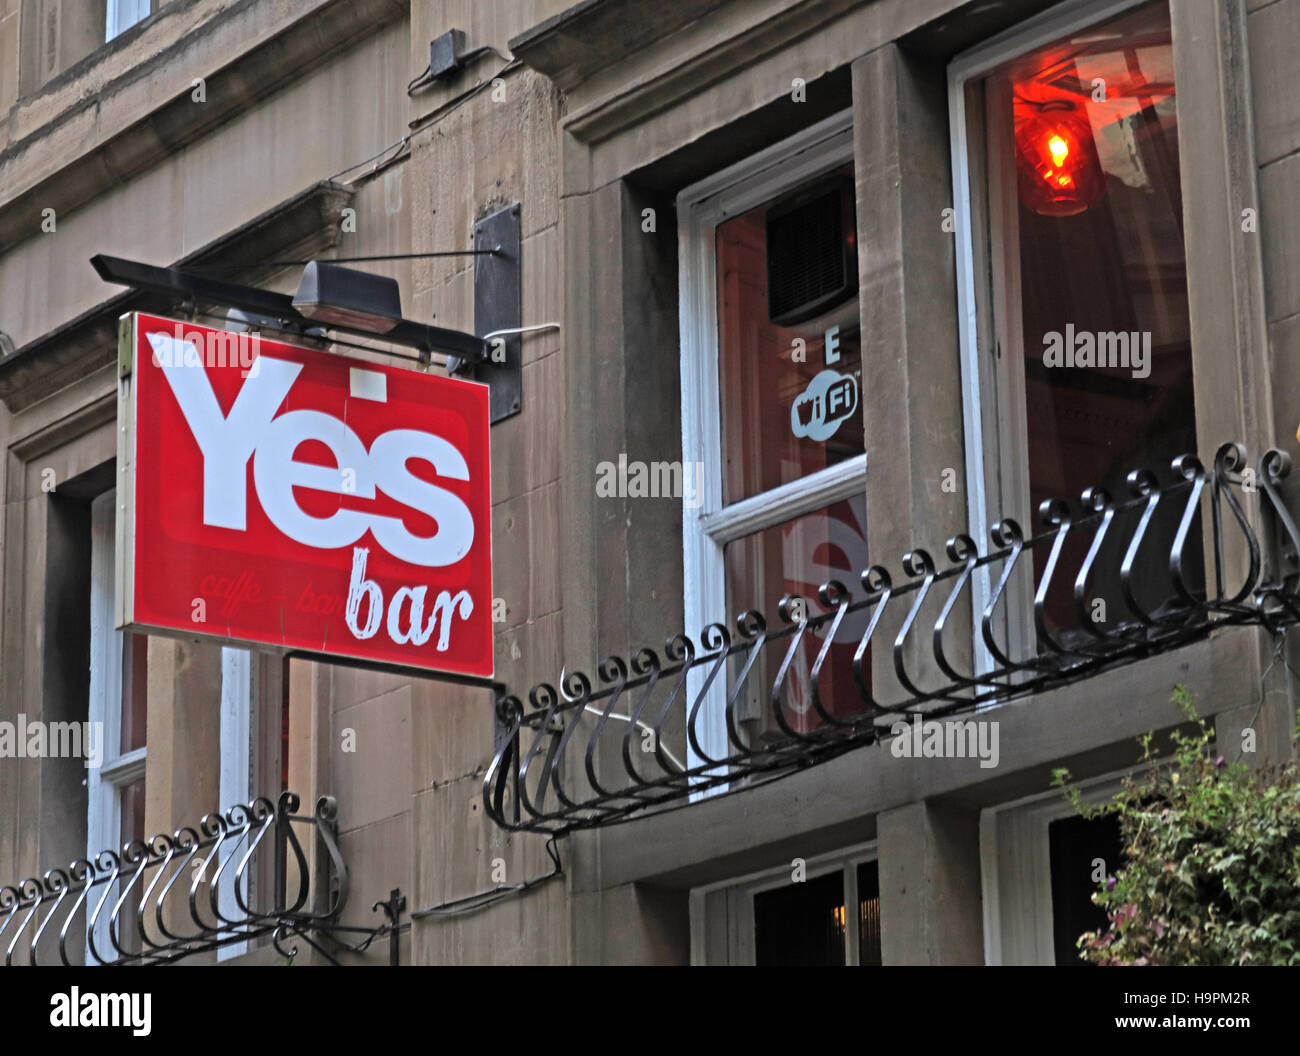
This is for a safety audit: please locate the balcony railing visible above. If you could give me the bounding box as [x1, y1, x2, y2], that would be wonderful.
[484, 442, 1300, 835]
[0, 792, 363, 965]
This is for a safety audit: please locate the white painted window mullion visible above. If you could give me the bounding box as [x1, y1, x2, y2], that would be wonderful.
[678, 112, 858, 783]
[86, 490, 126, 964]
[217, 647, 255, 960]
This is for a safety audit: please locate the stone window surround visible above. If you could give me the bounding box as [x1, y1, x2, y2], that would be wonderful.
[689, 838, 879, 965]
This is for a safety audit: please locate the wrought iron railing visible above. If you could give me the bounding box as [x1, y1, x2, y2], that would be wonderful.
[0, 791, 364, 965]
[485, 442, 1300, 835]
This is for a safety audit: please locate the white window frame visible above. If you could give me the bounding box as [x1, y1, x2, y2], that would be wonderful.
[689, 840, 879, 965]
[677, 109, 867, 771]
[105, 0, 150, 42]
[89, 490, 258, 961]
[980, 770, 1130, 965]
[217, 646, 256, 960]
[947, 0, 1158, 678]
[86, 488, 146, 962]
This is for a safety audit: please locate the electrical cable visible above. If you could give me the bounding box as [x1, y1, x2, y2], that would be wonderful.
[1229, 623, 1297, 764]
[407, 43, 513, 95]
[180, 249, 499, 271]
[409, 835, 563, 919]
[481, 322, 561, 342]
[188, 310, 437, 364]
[326, 135, 411, 184]
[408, 59, 522, 135]
[328, 58, 521, 185]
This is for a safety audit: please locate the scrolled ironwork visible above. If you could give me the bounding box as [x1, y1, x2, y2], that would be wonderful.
[484, 442, 1300, 835]
[0, 792, 348, 965]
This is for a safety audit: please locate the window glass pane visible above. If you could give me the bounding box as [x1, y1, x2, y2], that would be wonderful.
[281, 673, 291, 792]
[857, 860, 882, 966]
[115, 778, 147, 956]
[106, 0, 151, 41]
[975, 0, 1202, 629]
[1048, 813, 1122, 965]
[120, 633, 148, 754]
[119, 778, 146, 848]
[754, 869, 846, 966]
[716, 163, 863, 505]
[723, 497, 869, 731]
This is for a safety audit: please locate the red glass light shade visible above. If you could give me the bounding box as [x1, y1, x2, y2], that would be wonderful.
[1014, 105, 1105, 217]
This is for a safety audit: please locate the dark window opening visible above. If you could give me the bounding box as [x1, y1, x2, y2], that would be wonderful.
[753, 860, 882, 966]
[1049, 812, 1123, 965]
[857, 861, 883, 966]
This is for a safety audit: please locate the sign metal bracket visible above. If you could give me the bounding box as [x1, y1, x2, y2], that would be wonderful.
[450, 202, 522, 424]
[118, 315, 133, 378]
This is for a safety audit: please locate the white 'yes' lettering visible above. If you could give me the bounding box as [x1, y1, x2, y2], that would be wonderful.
[150, 334, 475, 567]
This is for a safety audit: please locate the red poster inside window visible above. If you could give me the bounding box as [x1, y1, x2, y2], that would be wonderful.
[117, 313, 493, 678]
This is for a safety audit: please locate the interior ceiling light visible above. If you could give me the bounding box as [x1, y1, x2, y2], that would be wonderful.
[1014, 101, 1106, 217]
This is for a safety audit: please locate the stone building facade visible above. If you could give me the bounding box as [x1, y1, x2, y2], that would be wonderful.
[1, 0, 1298, 965]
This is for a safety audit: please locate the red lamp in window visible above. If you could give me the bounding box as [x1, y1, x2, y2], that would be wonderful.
[1014, 101, 1105, 217]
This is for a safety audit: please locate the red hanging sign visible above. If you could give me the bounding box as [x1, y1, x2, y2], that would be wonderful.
[116, 313, 494, 678]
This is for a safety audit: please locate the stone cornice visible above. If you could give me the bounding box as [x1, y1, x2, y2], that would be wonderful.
[508, 0, 731, 94]
[0, 180, 354, 413]
[0, 0, 406, 254]
[510, 0, 863, 144]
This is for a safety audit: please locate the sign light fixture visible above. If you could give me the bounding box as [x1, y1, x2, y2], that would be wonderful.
[292, 260, 403, 334]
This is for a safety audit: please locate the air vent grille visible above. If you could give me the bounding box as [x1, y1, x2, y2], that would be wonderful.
[765, 179, 857, 326]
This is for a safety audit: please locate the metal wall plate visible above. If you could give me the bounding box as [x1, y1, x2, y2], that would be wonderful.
[472, 203, 522, 423]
